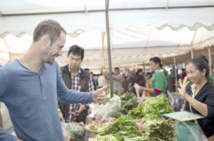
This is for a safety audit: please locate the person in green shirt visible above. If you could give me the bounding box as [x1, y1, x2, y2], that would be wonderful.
[209, 73, 214, 85]
[139, 57, 167, 97]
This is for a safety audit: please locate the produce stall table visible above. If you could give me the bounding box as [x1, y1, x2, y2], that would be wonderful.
[84, 117, 97, 141]
[88, 137, 97, 141]
[85, 130, 97, 141]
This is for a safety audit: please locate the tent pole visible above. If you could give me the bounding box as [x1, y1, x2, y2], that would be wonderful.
[105, 0, 114, 97]
[190, 31, 197, 59]
[3, 5, 214, 16]
[190, 48, 194, 59]
[143, 61, 146, 73]
[208, 47, 212, 75]
[101, 32, 106, 67]
[173, 57, 178, 92]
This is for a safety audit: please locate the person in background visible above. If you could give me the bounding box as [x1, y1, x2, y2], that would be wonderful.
[106, 67, 124, 93]
[173, 97, 184, 112]
[139, 57, 167, 97]
[127, 69, 136, 92]
[209, 68, 214, 85]
[131, 69, 146, 95]
[165, 70, 172, 92]
[59, 45, 95, 124]
[145, 72, 153, 97]
[98, 67, 107, 88]
[0, 19, 107, 141]
[180, 68, 186, 80]
[178, 55, 214, 140]
[85, 68, 97, 89]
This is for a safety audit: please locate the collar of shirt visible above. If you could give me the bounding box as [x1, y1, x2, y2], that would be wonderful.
[155, 69, 164, 73]
[69, 67, 81, 77]
[191, 84, 196, 98]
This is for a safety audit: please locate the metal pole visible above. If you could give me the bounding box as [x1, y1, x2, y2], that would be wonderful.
[190, 31, 197, 59]
[3, 5, 214, 16]
[105, 0, 114, 97]
[208, 47, 212, 75]
[101, 32, 106, 67]
[173, 57, 178, 92]
[143, 61, 146, 73]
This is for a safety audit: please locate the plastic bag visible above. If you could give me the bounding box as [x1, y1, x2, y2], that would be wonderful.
[61, 122, 84, 141]
[175, 121, 208, 141]
[167, 90, 175, 106]
[183, 121, 208, 141]
[134, 83, 140, 98]
[95, 95, 121, 122]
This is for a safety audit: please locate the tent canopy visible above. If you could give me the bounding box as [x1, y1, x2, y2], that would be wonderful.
[0, 0, 214, 69]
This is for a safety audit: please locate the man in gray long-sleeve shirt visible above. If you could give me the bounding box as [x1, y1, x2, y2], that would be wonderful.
[0, 19, 107, 141]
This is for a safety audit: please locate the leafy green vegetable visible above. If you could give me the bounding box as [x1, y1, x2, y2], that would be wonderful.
[97, 94, 175, 141]
[121, 97, 138, 114]
[128, 104, 145, 118]
[142, 117, 176, 141]
[61, 122, 84, 141]
[97, 134, 119, 141]
[128, 93, 173, 119]
[97, 115, 142, 141]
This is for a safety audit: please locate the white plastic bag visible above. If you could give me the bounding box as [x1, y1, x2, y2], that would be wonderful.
[95, 95, 121, 122]
[134, 83, 140, 98]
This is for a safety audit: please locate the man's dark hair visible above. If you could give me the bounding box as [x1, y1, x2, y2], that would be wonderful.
[114, 67, 120, 71]
[67, 45, 85, 60]
[33, 19, 66, 46]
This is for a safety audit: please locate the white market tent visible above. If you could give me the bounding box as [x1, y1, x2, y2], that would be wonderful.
[1, 0, 214, 70]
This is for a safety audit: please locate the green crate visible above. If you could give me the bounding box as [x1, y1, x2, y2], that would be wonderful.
[174, 122, 200, 141]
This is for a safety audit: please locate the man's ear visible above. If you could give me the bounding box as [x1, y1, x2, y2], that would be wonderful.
[202, 68, 207, 76]
[41, 34, 50, 47]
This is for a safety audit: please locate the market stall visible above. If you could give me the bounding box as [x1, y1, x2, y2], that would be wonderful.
[81, 92, 205, 141]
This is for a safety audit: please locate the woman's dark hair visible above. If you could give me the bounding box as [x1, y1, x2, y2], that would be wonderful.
[150, 57, 162, 69]
[67, 45, 84, 60]
[136, 69, 143, 75]
[186, 55, 209, 79]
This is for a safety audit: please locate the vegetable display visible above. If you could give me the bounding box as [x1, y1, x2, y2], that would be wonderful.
[96, 93, 176, 141]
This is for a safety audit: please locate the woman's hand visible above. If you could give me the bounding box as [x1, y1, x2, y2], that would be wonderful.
[177, 77, 190, 97]
[138, 86, 146, 93]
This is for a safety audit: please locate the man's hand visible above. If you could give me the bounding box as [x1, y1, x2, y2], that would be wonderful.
[75, 104, 86, 116]
[16, 138, 23, 141]
[92, 86, 108, 104]
[59, 111, 65, 122]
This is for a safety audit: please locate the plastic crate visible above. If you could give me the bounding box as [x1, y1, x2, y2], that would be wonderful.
[174, 122, 200, 141]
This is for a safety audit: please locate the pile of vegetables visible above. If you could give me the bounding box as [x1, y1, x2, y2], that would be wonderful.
[120, 92, 138, 114]
[61, 122, 84, 141]
[96, 94, 176, 141]
[141, 116, 175, 141]
[128, 93, 173, 119]
[97, 115, 145, 141]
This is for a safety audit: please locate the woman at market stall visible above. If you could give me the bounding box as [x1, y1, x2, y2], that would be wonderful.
[138, 57, 167, 97]
[178, 55, 214, 140]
